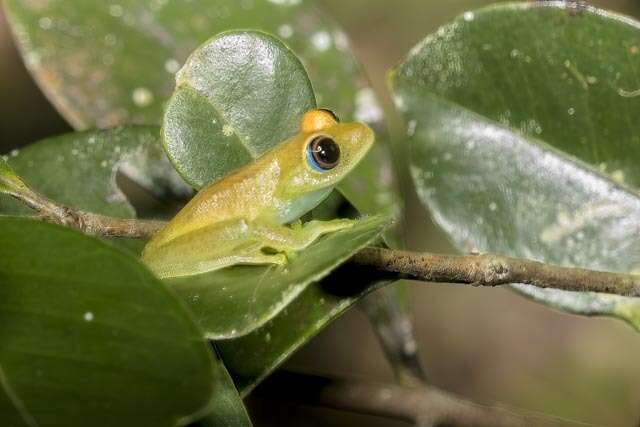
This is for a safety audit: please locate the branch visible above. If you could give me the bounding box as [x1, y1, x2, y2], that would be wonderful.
[350, 247, 640, 297]
[5, 171, 640, 298]
[253, 370, 574, 427]
[359, 289, 429, 388]
[2, 172, 164, 238]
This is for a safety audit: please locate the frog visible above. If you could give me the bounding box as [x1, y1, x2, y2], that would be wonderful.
[142, 109, 374, 278]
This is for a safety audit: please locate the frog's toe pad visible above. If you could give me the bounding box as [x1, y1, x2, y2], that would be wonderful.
[258, 249, 289, 266]
[322, 218, 357, 233]
[272, 253, 288, 265]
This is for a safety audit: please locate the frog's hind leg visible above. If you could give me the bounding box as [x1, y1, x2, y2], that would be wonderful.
[143, 218, 352, 278]
[143, 219, 286, 278]
[182, 241, 288, 275]
[251, 218, 356, 255]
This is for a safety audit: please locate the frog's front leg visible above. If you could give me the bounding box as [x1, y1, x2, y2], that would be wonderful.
[252, 218, 356, 254]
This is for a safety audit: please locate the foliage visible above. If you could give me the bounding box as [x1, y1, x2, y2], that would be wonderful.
[390, 2, 640, 328]
[0, 217, 224, 427]
[2, 0, 640, 425]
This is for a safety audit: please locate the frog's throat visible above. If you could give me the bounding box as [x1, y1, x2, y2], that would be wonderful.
[275, 187, 333, 224]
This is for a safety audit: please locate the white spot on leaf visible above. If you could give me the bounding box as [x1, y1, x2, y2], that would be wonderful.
[267, 0, 301, 5]
[540, 203, 627, 244]
[333, 31, 350, 50]
[278, 24, 293, 39]
[311, 31, 332, 52]
[355, 87, 383, 123]
[407, 120, 417, 136]
[222, 124, 234, 137]
[109, 4, 124, 17]
[164, 58, 180, 74]
[38, 17, 52, 30]
[132, 87, 153, 107]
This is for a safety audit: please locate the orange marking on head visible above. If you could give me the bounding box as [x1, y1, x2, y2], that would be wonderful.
[300, 109, 339, 133]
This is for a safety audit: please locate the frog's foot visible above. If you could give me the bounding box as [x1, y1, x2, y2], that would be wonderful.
[233, 252, 288, 267]
[144, 247, 287, 278]
[253, 218, 357, 253]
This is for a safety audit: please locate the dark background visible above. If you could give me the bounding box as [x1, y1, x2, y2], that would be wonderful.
[3, 1, 640, 426]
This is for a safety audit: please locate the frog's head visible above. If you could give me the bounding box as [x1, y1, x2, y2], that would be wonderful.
[279, 109, 374, 196]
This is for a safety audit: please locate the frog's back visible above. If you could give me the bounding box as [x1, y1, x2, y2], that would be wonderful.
[148, 157, 281, 248]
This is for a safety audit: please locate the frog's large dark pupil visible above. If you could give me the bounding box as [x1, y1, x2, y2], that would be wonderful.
[310, 136, 340, 170]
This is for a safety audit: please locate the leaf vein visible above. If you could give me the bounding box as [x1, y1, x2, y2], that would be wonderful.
[0, 362, 39, 427]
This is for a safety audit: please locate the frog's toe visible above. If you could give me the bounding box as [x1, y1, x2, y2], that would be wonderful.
[272, 253, 288, 265]
[281, 248, 299, 261]
[257, 250, 289, 266]
[321, 218, 356, 232]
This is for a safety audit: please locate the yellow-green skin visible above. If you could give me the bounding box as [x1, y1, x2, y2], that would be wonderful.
[142, 110, 374, 278]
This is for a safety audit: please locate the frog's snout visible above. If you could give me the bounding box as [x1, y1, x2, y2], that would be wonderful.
[347, 123, 375, 156]
[360, 124, 375, 148]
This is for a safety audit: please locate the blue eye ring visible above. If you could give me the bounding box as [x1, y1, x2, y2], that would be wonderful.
[307, 136, 340, 172]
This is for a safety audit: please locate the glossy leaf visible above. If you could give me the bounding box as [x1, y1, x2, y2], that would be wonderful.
[511, 284, 640, 331]
[163, 31, 315, 187]
[191, 359, 254, 427]
[390, 3, 640, 327]
[3, 0, 401, 224]
[0, 126, 189, 219]
[4, 0, 365, 130]
[168, 215, 390, 339]
[0, 217, 218, 426]
[218, 272, 389, 395]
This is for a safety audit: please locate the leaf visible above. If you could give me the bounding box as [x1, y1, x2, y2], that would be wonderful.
[163, 30, 315, 188]
[191, 360, 254, 427]
[3, 0, 401, 225]
[390, 3, 640, 328]
[217, 268, 389, 395]
[3, 0, 362, 130]
[0, 126, 189, 219]
[0, 217, 220, 426]
[511, 284, 640, 332]
[168, 215, 391, 339]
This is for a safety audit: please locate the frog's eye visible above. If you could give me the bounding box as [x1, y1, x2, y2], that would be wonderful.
[318, 109, 340, 123]
[307, 136, 341, 171]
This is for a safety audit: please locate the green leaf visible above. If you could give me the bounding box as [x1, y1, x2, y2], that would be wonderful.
[163, 30, 315, 188]
[0, 126, 189, 219]
[390, 3, 640, 328]
[511, 285, 640, 332]
[0, 217, 219, 426]
[3, 0, 364, 130]
[168, 215, 390, 339]
[191, 361, 254, 427]
[3, 0, 401, 225]
[217, 270, 389, 395]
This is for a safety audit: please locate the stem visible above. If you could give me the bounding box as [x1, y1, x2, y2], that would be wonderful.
[351, 247, 640, 297]
[7, 183, 640, 298]
[7, 184, 164, 238]
[359, 289, 429, 387]
[254, 370, 573, 427]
